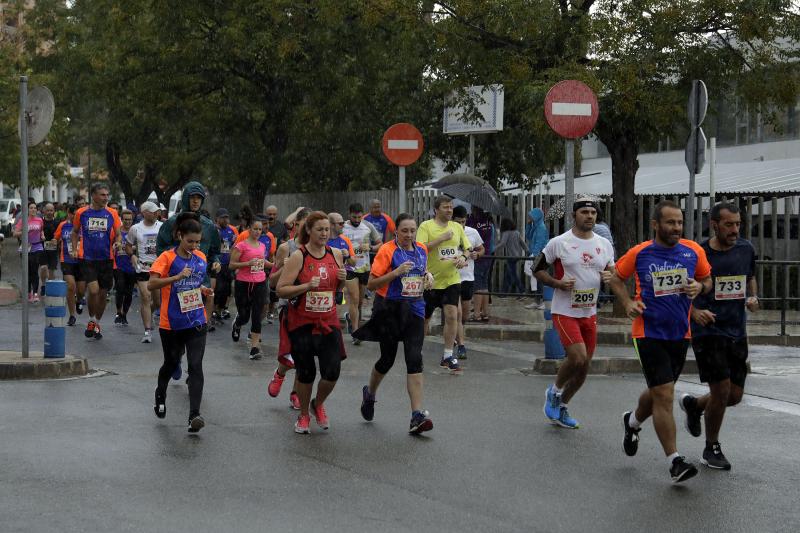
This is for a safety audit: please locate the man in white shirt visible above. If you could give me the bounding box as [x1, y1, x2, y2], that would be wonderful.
[533, 197, 615, 429]
[126, 201, 163, 343]
[342, 202, 382, 343]
[453, 205, 484, 359]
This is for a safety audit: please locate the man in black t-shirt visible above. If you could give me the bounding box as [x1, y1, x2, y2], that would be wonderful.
[680, 203, 759, 471]
[40, 202, 60, 293]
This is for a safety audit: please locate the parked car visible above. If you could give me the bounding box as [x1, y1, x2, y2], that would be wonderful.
[0, 198, 21, 235]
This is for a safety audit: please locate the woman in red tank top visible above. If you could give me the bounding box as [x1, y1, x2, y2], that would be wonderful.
[277, 211, 347, 434]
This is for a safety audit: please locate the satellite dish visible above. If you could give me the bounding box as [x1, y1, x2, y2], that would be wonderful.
[19, 86, 55, 147]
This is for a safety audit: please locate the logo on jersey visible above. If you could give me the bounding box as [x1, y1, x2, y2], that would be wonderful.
[582, 252, 593, 264]
[318, 266, 328, 280]
[596, 247, 601, 254]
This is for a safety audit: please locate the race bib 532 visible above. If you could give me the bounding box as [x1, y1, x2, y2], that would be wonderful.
[178, 288, 203, 313]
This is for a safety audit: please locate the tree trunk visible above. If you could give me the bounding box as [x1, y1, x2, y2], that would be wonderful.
[105, 140, 132, 201]
[247, 180, 267, 213]
[134, 163, 159, 207]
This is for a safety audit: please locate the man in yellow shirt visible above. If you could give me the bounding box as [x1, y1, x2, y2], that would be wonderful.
[417, 195, 471, 372]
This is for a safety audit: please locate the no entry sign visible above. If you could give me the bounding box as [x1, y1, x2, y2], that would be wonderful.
[382, 123, 424, 167]
[544, 80, 599, 139]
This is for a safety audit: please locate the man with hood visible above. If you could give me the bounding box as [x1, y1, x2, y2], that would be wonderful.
[156, 181, 222, 342]
[524, 207, 549, 310]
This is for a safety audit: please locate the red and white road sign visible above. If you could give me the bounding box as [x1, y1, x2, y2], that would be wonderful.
[543, 80, 599, 139]
[382, 123, 424, 167]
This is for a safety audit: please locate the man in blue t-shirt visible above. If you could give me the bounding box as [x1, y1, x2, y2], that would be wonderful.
[679, 203, 759, 471]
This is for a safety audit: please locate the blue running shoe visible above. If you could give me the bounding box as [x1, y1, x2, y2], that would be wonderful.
[554, 406, 580, 429]
[543, 385, 561, 421]
[344, 312, 353, 334]
[172, 362, 182, 381]
[456, 344, 467, 359]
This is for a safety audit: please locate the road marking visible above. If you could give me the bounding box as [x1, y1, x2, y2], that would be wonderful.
[552, 103, 592, 116]
[387, 140, 419, 150]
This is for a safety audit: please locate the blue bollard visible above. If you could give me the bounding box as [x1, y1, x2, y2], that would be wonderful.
[542, 285, 565, 359]
[44, 280, 67, 358]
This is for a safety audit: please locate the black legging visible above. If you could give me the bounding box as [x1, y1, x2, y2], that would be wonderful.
[376, 314, 425, 375]
[214, 264, 234, 308]
[234, 279, 267, 334]
[156, 326, 207, 416]
[27, 251, 42, 294]
[288, 325, 342, 384]
[114, 270, 136, 314]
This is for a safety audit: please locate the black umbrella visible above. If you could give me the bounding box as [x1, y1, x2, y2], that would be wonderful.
[431, 173, 486, 188]
[435, 181, 511, 218]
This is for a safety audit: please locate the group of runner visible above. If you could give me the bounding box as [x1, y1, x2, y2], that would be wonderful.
[28, 182, 759, 484]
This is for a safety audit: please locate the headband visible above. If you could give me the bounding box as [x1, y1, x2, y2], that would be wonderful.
[573, 199, 598, 212]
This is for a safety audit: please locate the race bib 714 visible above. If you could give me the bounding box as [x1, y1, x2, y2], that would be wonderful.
[88, 217, 108, 232]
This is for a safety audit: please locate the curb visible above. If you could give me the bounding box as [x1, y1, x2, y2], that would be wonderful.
[0, 282, 19, 306]
[0, 352, 90, 380]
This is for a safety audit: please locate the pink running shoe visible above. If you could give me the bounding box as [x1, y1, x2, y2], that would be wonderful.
[267, 370, 285, 398]
[278, 354, 295, 369]
[289, 391, 301, 410]
[294, 414, 311, 434]
[311, 399, 329, 430]
[32, 293, 40, 304]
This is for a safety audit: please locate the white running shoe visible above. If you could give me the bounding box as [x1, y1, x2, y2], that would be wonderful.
[141, 330, 152, 343]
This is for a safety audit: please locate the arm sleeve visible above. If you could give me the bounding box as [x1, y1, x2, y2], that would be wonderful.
[417, 222, 430, 244]
[541, 238, 556, 265]
[459, 225, 471, 251]
[235, 230, 247, 244]
[54, 221, 66, 241]
[341, 235, 355, 257]
[614, 247, 638, 281]
[385, 215, 395, 234]
[694, 245, 711, 279]
[150, 252, 171, 278]
[370, 244, 392, 277]
[126, 227, 137, 245]
[368, 221, 381, 242]
[268, 232, 277, 256]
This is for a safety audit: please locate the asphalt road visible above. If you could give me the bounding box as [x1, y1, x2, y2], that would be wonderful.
[2, 293, 800, 533]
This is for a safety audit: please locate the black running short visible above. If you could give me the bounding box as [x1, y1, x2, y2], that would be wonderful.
[424, 283, 461, 318]
[460, 281, 475, 301]
[40, 250, 59, 270]
[691, 335, 748, 388]
[80, 259, 115, 291]
[633, 337, 690, 388]
[61, 262, 83, 281]
[346, 271, 369, 285]
[135, 271, 150, 283]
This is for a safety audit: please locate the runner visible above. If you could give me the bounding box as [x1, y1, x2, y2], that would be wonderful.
[326, 212, 357, 305]
[609, 200, 712, 483]
[264, 205, 288, 322]
[267, 207, 311, 410]
[277, 211, 347, 434]
[680, 202, 758, 470]
[341, 202, 382, 344]
[212, 208, 238, 323]
[150, 212, 213, 433]
[55, 205, 84, 326]
[452, 205, 484, 360]
[126, 201, 163, 343]
[364, 198, 396, 244]
[229, 218, 269, 360]
[533, 197, 615, 429]
[113, 210, 137, 326]
[40, 203, 59, 294]
[13, 201, 44, 303]
[417, 195, 471, 373]
[353, 213, 435, 434]
[233, 215, 276, 325]
[72, 183, 122, 340]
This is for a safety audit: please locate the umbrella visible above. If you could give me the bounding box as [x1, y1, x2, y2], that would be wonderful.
[432, 174, 511, 218]
[544, 194, 601, 222]
[431, 173, 486, 188]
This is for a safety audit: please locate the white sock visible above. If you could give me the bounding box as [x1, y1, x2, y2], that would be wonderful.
[89, 315, 95, 320]
[552, 384, 563, 395]
[667, 452, 680, 465]
[561, 402, 568, 408]
[443, 348, 453, 359]
[628, 411, 641, 429]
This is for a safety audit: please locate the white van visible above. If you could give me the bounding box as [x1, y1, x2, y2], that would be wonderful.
[0, 197, 21, 235]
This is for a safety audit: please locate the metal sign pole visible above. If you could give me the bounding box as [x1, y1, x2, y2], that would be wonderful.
[468, 134, 475, 174]
[398, 166, 406, 214]
[565, 139, 575, 226]
[19, 76, 30, 358]
[709, 137, 716, 205]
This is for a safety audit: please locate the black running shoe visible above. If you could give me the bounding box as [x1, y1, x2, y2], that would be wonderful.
[249, 347, 262, 360]
[701, 442, 731, 470]
[231, 316, 241, 342]
[67, 316, 76, 327]
[670, 456, 699, 483]
[188, 414, 205, 433]
[221, 309, 231, 320]
[93, 324, 103, 340]
[679, 394, 703, 438]
[121, 315, 129, 326]
[622, 411, 641, 457]
[114, 314, 122, 325]
[154, 391, 166, 419]
[360, 385, 376, 421]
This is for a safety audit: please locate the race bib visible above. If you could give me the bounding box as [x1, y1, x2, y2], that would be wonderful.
[87, 217, 108, 232]
[715, 275, 746, 300]
[305, 291, 333, 313]
[178, 288, 203, 313]
[401, 275, 424, 298]
[116, 245, 127, 256]
[220, 240, 230, 253]
[66, 241, 74, 257]
[44, 240, 57, 251]
[250, 259, 265, 273]
[571, 288, 598, 308]
[652, 268, 687, 297]
[143, 237, 157, 256]
[438, 246, 458, 261]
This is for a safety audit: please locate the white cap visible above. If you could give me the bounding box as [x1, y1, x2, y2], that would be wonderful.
[159, 203, 167, 211]
[140, 201, 159, 213]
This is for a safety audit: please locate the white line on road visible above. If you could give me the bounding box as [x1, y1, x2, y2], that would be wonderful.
[552, 103, 592, 116]
[387, 140, 419, 149]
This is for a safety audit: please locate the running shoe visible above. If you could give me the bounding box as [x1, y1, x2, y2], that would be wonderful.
[622, 411, 641, 456]
[554, 406, 580, 429]
[456, 344, 467, 359]
[278, 354, 295, 369]
[114, 314, 122, 326]
[267, 370, 285, 398]
[141, 330, 152, 343]
[188, 414, 205, 433]
[221, 309, 231, 320]
[84, 320, 96, 338]
[409, 410, 433, 434]
[93, 324, 103, 340]
[207, 324, 216, 333]
[311, 399, 329, 430]
[679, 393, 703, 438]
[360, 385, 376, 421]
[172, 362, 182, 381]
[27, 292, 34, 303]
[67, 316, 76, 327]
[76, 301, 83, 314]
[121, 315, 129, 326]
[344, 312, 353, 334]
[267, 313, 275, 325]
[294, 414, 311, 434]
[352, 336, 362, 346]
[154, 391, 166, 419]
[32, 293, 40, 304]
[231, 316, 241, 342]
[701, 442, 731, 470]
[211, 311, 221, 323]
[249, 347, 262, 360]
[543, 385, 561, 421]
[289, 391, 301, 410]
[439, 356, 462, 373]
[670, 456, 699, 483]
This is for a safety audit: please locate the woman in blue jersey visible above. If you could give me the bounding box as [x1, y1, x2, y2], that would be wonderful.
[149, 213, 213, 433]
[353, 214, 435, 434]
